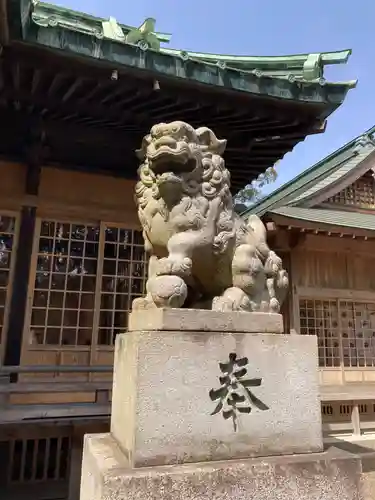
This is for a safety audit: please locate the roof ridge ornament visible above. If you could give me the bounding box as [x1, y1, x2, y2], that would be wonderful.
[102, 16, 125, 41]
[303, 53, 322, 81]
[100, 16, 170, 50]
[125, 18, 161, 51]
[353, 134, 375, 152]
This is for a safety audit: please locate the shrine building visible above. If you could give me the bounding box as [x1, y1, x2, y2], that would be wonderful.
[244, 125, 375, 444]
[0, 1, 355, 498]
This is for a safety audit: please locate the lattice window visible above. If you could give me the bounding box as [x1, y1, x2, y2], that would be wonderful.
[31, 221, 100, 346]
[340, 301, 375, 367]
[6, 436, 70, 484]
[29, 220, 147, 347]
[300, 298, 375, 367]
[327, 170, 375, 208]
[300, 299, 340, 367]
[0, 214, 17, 344]
[99, 226, 147, 345]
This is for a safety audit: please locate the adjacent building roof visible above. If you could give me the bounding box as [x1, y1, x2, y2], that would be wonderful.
[0, 0, 357, 190]
[270, 206, 375, 233]
[243, 126, 375, 233]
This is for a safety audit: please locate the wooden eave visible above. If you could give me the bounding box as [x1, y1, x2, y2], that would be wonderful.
[0, 0, 356, 192]
[267, 211, 375, 240]
[0, 43, 335, 193]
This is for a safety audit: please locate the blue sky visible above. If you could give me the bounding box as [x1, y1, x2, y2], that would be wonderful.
[55, 0, 373, 194]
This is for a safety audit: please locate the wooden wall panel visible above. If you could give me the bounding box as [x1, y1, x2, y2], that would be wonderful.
[9, 391, 96, 405]
[293, 250, 349, 289]
[20, 347, 90, 381]
[292, 235, 375, 292]
[351, 254, 375, 291]
[299, 234, 375, 255]
[38, 167, 139, 226]
[0, 161, 26, 209]
[92, 350, 114, 381]
[294, 250, 375, 291]
[0, 162, 140, 227]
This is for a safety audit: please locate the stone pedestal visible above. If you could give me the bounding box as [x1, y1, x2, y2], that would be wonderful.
[111, 309, 322, 467]
[80, 309, 364, 500]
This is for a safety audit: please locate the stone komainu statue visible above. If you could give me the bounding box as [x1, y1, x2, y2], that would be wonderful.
[133, 121, 288, 312]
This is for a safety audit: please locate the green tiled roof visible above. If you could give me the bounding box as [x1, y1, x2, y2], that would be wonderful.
[27, 2, 356, 85]
[291, 143, 375, 203]
[270, 206, 375, 232]
[243, 125, 375, 218]
[5, 1, 356, 105]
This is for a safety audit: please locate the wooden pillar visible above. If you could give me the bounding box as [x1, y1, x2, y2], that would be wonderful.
[279, 250, 291, 334]
[3, 206, 36, 375]
[0, 440, 9, 484]
[3, 119, 44, 379]
[288, 230, 304, 335]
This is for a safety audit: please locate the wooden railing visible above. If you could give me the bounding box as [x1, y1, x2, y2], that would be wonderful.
[0, 365, 112, 423]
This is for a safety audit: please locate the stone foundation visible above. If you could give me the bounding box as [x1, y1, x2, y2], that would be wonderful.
[80, 433, 364, 500]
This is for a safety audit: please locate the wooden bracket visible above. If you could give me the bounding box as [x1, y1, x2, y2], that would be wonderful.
[24, 117, 46, 196]
[289, 228, 306, 249]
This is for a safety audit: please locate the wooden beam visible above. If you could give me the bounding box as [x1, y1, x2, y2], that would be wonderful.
[297, 286, 375, 302]
[1, 85, 150, 129]
[0, 108, 141, 176]
[288, 228, 306, 249]
[0, 0, 9, 46]
[0, 381, 112, 393]
[25, 163, 41, 196]
[0, 403, 110, 424]
[24, 117, 45, 196]
[0, 107, 135, 155]
[4, 85, 310, 148]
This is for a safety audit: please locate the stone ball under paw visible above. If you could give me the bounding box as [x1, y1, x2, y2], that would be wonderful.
[147, 275, 188, 308]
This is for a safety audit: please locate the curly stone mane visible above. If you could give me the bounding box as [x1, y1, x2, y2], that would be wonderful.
[134, 125, 236, 255]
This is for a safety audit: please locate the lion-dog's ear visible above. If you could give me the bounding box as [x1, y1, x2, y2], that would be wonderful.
[135, 134, 152, 160]
[195, 127, 227, 155]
